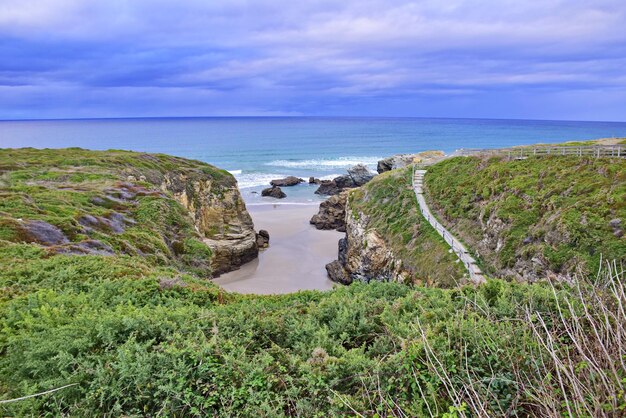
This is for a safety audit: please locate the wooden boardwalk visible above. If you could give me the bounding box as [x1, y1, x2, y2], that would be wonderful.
[412, 169, 485, 284]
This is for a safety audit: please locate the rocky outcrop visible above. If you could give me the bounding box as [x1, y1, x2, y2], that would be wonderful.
[270, 176, 304, 187]
[256, 229, 270, 248]
[17, 220, 69, 245]
[158, 170, 258, 276]
[309, 177, 321, 184]
[315, 164, 376, 196]
[315, 180, 343, 196]
[377, 151, 445, 173]
[326, 197, 408, 284]
[348, 164, 375, 186]
[262, 186, 287, 199]
[310, 191, 347, 232]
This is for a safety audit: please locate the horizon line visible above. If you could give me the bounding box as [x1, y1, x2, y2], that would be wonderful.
[2, 115, 626, 124]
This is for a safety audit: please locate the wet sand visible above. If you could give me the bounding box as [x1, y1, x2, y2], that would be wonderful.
[213, 204, 343, 294]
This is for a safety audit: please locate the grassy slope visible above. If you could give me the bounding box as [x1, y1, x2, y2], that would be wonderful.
[2, 149, 624, 416]
[348, 168, 465, 286]
[424, 155, 626, 279]
[0, 148, 235, 278]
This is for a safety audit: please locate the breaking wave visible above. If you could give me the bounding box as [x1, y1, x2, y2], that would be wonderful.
[265, 156, 381, 171]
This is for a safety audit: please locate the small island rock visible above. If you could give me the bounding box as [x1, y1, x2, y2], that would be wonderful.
[262, 186, 287, 199]
[270, 176, 304, 187]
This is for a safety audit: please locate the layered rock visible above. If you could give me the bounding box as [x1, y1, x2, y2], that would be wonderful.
[325, 196, 408, 284]
[377, 151, 445, 173]
[310, 191, 348, 232]
[158, 170, 258, 276]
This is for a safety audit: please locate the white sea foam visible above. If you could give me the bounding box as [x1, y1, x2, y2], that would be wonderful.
[265, 156, 382, 170]
[227, 169, 242, 175]
[235, 172, 288, 189]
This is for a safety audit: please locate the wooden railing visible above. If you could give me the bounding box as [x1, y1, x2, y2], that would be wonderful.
[454, 144, 624, 159]
[412, 168, 485, 284]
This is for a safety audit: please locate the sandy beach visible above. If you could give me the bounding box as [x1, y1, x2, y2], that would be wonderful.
[213, 203, 343, 294]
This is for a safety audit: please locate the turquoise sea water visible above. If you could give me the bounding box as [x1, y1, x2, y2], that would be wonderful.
[2, 117, 625, 203]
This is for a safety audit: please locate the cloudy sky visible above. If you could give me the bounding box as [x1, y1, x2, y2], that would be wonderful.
[1, 0, 625, 120]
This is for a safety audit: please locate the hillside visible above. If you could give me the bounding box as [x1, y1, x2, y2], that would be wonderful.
[327, 167, 466, 287]
[1, 148, 625, 417]
[424, 155, 626, 281]
[0, 148, 258, 277]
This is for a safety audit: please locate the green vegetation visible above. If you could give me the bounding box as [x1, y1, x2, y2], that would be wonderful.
[2, 239, 624, 416]
[349, 168, 466, 286]
[0, 148, 238, 278]
[2, 148, 625, 416]
[424, 155, 626, 280]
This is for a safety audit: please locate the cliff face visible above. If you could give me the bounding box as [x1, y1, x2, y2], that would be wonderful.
[158, 172, 257, 275]
[327, 198, 409, 284]
[326, 168, 465, 287]
[0, 148, 257, 277]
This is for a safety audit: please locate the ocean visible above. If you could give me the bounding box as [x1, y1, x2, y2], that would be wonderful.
[2, 117, 625, 203]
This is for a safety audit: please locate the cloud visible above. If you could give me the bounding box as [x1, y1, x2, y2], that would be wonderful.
[0, 0, 625, 119]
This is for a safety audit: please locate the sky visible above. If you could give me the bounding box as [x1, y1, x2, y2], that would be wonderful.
[1, 0, 625, 121]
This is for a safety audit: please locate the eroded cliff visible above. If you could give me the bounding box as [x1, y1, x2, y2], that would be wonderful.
[0, 148, 257, 277]
[327, 168, 466, 287]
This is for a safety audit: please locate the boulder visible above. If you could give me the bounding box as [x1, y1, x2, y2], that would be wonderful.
[347, 164, 375, 186]
[262, 186, 287, 199]
[270, 176, 304, 187]
[314, 180, 343, 196]
[310, 192, 347, 231]
[325, 260, 352, 285]
[334, 174, 356, 189]
[256, 229, 270, 248]
[309, 177, 321, 184]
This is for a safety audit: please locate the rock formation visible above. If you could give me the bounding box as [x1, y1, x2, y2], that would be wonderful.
[325, 196, 408, 284]
[157, 170, 259, 276]
[270, 176, 304, 187]
[310, 191, 347, 232]
[377, 151, 445, 173]
[262, 186, 287, 199]
[314, 164, 376, 196]
[256, 229, 270, 248]
[347, 164, 375, 186]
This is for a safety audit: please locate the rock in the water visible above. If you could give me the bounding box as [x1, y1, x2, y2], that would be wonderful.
[262, 186, 287, 199]
[309, 177, 321, 184]
[20, 220, 69, 245]
[256, 229, 270, 248]
[314, 180, 343, 196]
[315, 164, 376, 195]
[270, 176, 304, 187]
[347, 164, 375, 186]
[325, 260, 351, 285]
[310, 192, 347, 231]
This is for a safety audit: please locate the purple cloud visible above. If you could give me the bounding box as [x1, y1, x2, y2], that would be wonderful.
[0, 0, 625, 120]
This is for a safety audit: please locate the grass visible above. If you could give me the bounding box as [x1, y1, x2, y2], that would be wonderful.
[424, 155, 626, 280]
[348, 167, 466, 287]
[2, 147, 625, 416]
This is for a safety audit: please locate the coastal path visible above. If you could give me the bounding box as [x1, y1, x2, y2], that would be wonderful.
[412, 169, 486, 284]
